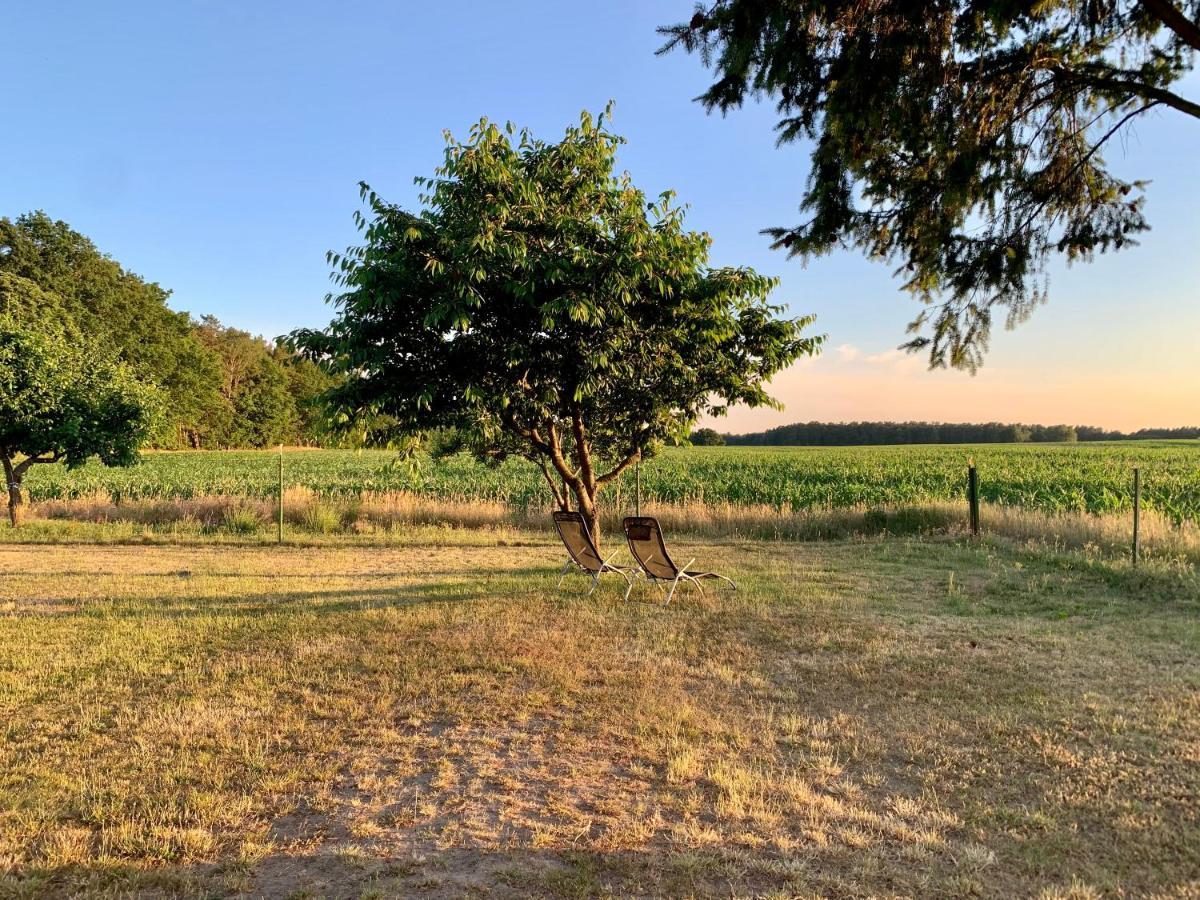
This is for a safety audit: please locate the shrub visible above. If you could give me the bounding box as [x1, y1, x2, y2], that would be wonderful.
[221, 504, 263, 535]
[300, 501, 341, 534]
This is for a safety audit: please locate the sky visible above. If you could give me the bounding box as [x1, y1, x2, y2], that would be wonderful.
[4, 1, 1198, 432]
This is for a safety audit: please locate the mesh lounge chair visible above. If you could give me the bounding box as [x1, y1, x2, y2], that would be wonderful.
[621, 516, 736, 604]
[552, 511, 638, 595]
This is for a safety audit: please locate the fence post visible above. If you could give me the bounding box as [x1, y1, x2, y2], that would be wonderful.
[635, 460, 641, 517]
[968, 462, 980, 537]
[278, 445, 284, 544]
[1132, 467, 1140, 567]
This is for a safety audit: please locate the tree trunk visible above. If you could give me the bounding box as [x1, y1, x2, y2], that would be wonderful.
[535, 455, 603, 547]
[2, 458, 22, 528]
[7, 481, 23, 527]
[574, 486, 601, 551]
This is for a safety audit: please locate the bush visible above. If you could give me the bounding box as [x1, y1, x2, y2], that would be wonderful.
[221, 504, 263, 534]
[300, 501, 341, 534]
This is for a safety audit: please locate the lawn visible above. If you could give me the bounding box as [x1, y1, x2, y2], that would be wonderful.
[1, 531, 1197, 898]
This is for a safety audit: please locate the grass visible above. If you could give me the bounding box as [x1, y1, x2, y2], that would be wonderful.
[21, 490, 1200, 569]
[1, 530, 1197, 897]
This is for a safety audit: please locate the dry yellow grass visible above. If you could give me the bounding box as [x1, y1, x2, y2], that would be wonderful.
[28, 490, 1200, 564]
[0, 533, 1197, 897]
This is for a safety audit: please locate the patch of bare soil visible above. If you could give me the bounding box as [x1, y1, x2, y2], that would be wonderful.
[248, 714, 669, 897]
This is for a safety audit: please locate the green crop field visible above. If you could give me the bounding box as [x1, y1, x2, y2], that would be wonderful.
[20, 440, 1200, 523]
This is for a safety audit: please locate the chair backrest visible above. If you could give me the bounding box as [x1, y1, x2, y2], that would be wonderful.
[553, 511, 605, 573]
[622, 516, 678, 580]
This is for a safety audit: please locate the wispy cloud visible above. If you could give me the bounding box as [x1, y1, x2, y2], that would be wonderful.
[863, 349, 902, 364]
[861, 347, 926, 375]
[835, 343, 861, 362]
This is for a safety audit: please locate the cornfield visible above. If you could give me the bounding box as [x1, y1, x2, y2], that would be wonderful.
[21, 441, 1200, 524]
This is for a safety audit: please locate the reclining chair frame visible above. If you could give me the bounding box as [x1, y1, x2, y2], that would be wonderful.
[552, 510, 639, 595]
[621, 515, 736, 604]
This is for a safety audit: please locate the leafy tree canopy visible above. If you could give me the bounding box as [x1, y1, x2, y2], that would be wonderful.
[0, 211, 226, 445]
[272, 343, 340, 446]
[661, 1, 1200, 370]
[690, 427, 726, 445]
[291, 108, 822, 539]
[0, 272, 80, 336]
[0, 214, 331, 450]
[0, 320, 162, 525]
[193, 316, 339, 448]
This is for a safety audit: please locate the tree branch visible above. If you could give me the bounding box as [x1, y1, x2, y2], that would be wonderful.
[1139, 0, 1200, 52]
[570, 402, 597, 494]
[13, 451, 61, 479]
[1069, 69, 1200, 119]
[544, 422, 583, 492]
[534, 457, 567, 509]
[501, 408, 585, 505]
[502, 407, 554, 457]
[1000, 99, 1161, 245]
[596, 445, 644, 486]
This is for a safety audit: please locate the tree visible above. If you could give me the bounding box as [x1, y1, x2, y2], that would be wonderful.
[690, 427, 726, 445]
[193, 316, 301, 447]
[0, 212, 225, 446]
[0, 272, 80, 336]
[660, 1, 1200, 370]
[227, 357, 296, 447]
[0, 321, 161, 526]
[291, 109, 821, 542]
[272, 344, 339, 445]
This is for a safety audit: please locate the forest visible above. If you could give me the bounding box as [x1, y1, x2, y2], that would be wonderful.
[0, 212, 334, 449]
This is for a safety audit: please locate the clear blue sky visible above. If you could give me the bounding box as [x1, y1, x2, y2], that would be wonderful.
[5, 1, 1198, 429]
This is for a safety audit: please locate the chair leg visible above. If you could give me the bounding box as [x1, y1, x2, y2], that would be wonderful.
[619, 569, 636, 601]
[713, 574, 737, 591]
[587, 573, 600, 595]
[557, 559, 573, 588]
[665, 574, 683, 605]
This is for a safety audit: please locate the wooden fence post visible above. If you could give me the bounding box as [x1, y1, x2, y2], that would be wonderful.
[1132, 467, 1140, 567]
[968, 462, 980, 537]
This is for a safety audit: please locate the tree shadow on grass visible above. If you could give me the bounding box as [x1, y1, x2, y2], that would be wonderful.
[0, 567, 544, 581]
[63, 580, 538, 619]
[1, 845, 738, 899]
[15, 568, 643, 621]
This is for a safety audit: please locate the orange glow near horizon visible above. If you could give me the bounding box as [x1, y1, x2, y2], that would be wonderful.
[703, 343, 1200, 435]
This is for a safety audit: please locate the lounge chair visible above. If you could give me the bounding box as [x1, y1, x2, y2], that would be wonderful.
[552, 511, 638, 595]
[621, 516, 736, 604]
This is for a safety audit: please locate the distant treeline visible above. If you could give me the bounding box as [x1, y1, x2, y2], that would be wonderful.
[725, 421, 1200, 446]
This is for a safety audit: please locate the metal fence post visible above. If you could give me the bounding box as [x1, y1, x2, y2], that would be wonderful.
[1132, 467, 1140, 567]
[968, 462, 980, 537]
